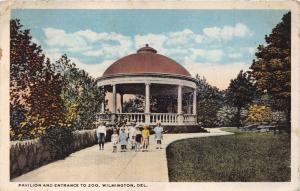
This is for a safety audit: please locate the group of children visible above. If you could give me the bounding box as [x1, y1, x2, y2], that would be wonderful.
[97, 121, 164, 153]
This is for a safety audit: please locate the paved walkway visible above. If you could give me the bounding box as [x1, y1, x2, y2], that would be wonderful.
[12, 128, 232, 182]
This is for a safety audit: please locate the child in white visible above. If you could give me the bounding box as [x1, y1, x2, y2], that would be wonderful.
[111, 129, 119, 153]
[96, 122, 106, 150]
[129, 125, 137, 150]
[154, 122, 164, 149]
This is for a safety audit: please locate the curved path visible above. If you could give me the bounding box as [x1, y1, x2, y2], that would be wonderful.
[12, 128, 232, 182]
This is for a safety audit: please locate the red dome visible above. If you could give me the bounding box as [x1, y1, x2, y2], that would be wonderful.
[103, 45, 191, 77]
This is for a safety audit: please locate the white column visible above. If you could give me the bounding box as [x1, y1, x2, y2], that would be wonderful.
[177, 85, 182, 114]
[112, 84, 116, 113]
[177, 85, 183, 125]
[101, 102, 105, 113]
[145, 83, 150, 124]
[188, 94, 191, 114]
[193, 89, 197, 115]
[120, 93, 123, 113]
[145, 83, 150, 113]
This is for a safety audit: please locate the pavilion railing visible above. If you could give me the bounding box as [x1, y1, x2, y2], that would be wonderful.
[117, 113, 145, 123]
[97, 113, 197, 125]
[183, 114, 197, 124]
[150, 113, 178, 125]
[97, 113, 112, 122]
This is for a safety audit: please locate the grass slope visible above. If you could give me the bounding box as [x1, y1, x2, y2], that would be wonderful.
[167, 129, 290, 182]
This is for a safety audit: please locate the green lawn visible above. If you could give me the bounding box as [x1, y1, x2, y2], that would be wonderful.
[166, 129, 290, 182]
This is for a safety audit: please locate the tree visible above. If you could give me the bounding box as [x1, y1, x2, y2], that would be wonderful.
[225, 70, 256, 127]
[10, 19, 65, 140]
[55, 54, 105, 130]
[26, 58, 66, 133]
[10, 19, 45, 106]
[195, 75, 224, 127]
[75, 70, 104, 130]
[10, 103, 26, 140]
[250, 12, 291, 129]
[123, 95, 145, 113]
[151, 95, 177, 113]
[195, 75, 224, 101]
[197, 99, 221, 127]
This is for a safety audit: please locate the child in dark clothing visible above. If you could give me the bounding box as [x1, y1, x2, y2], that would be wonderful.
[135, 127, 142, 152]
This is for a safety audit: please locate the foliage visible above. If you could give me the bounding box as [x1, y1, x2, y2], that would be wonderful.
[246, 104, 272, 124]
[225, 70, 256, 127]
[10, 19, 104, 140]
[197, 99, 221, 127]
[151, 95, 177, 113]
[41, 126, 73, 160]
[10, 103, 27, 140]
[55, 54, 105, 130]
[167, 132, 290, 182]
[123, 95, 145, 113]
[195, 75, 224, 101]
[10, 19, 45, 106]
[26, 58, 66, 128]
[195, 75, 223, 127]
[123, 94, 178, 113]
[216, 106, 238, 127]
[271, 111, 286, 124]
[250, 12, 291, 128]
[10, 19, 65, 140]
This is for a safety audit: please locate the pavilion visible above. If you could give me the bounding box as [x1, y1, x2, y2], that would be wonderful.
[97, 44, 197, 126]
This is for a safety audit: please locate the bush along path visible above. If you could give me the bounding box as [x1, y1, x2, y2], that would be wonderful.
[11, 128, 231, 182]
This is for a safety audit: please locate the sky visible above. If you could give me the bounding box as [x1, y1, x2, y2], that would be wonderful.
[12, 9, 289, 90]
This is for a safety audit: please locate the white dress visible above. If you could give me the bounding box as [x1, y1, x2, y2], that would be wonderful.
[129, 127, 137, 143]
[111, 134, 119, 146]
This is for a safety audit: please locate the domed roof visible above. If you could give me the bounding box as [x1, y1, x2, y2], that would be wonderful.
[102, 44, 191, 77]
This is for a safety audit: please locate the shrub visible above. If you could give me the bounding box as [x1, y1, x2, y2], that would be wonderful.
[271, 111, 286, 124]
[246, 104, 272, 124]
[41, 126, 73, 160]
[216, 106, 238, 127]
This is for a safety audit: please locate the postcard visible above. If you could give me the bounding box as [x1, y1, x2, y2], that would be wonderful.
[0, 1, 299, 191]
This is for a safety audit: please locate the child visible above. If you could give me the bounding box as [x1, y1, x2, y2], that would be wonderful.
[129, 123, 137, 150]
[135, 126, 142, 152]
[111, 129, 119, 153]
[119, 128, 128, 152]
[141, 125, 150, 152]
[96, 121, 106, 150]
[120, 124, 129, 150]
[125, 124, 130, 150]
[154, 121, 164, 149]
